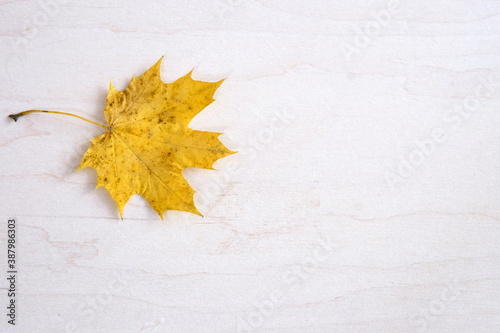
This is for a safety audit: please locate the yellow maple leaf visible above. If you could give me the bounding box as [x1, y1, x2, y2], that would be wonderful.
[9, 58, 235, 219]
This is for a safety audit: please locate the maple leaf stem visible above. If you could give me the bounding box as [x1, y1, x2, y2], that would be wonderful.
[8, 110, 107, 129]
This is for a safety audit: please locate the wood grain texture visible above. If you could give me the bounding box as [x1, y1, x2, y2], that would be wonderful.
[0, 1, 499, 332]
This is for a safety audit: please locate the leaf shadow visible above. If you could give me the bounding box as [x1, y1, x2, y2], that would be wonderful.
[74, 167, 120, 219]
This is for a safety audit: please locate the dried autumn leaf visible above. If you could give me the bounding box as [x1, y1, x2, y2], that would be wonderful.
[9, 58, 235, 219]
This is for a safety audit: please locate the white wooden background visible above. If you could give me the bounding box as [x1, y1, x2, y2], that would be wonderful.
[1, 1, 499, 332]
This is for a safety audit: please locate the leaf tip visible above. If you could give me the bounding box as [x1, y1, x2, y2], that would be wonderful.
[191, 205, 203, 217]
[109, 81, 117, 93]
[153, 56, 164, 70]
